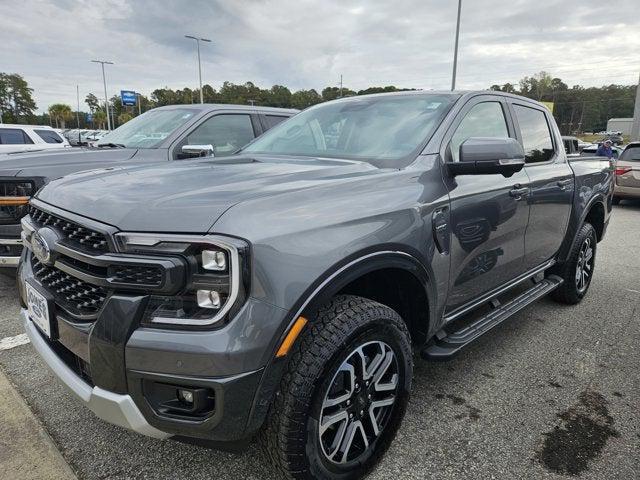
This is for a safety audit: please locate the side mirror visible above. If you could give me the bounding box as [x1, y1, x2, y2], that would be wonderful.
[448, 137, 525, 177]
[181, 144, 215, 158]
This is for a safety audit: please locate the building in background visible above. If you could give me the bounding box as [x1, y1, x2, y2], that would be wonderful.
[607, 118, 633, 135]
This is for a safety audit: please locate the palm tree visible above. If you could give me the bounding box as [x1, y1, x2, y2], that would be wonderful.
[92, 110, 107, 129]
[48, 103, 73, 128]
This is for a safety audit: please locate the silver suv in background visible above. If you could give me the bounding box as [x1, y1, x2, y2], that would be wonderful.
[613, 142, 640, 204]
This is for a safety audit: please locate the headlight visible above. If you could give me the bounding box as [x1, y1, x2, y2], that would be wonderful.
[115, 233, 249, 327]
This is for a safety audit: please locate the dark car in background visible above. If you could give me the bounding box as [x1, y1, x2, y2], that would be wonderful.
[0, 104, 297, 266]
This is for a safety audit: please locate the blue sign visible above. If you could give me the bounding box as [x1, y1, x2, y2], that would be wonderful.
[86, 113, 93, 122]
[120, 90, 137, 107]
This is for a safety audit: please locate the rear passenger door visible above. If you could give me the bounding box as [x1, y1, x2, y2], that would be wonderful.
[443, 96, 531, 311]
[509, 102, 573, 271]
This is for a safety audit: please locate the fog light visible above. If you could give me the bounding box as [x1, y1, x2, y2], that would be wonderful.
[178, 389, 194, 404]
[197, 289, 221, 309]
[202, 250, 227, 271]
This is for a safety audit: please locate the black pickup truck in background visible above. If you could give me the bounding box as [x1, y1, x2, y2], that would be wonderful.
[19, 91, 613, 480]
[0, 104, 297, 267]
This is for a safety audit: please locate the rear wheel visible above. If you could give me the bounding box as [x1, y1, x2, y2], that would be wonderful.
[551, 223, 597, 305]
[261, 295, 413, 480]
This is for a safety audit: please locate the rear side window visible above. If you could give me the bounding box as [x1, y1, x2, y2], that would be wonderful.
[186, 114, 256, 157]
[450, 102, 509, 162]
[264, 115, 288, 129]
[34, 129, 64, 144]
[0, 128, 33, 145]
[619, 146, 640, 162]
[513, 105, 555, 163]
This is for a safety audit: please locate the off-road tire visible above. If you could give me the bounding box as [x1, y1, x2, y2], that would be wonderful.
[551, 222, 597, 305]
[260, 295, 413, 480]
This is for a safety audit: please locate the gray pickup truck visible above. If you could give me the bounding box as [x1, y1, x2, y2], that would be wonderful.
[0, 104, 297, 267]
[18, 91, 613, 480]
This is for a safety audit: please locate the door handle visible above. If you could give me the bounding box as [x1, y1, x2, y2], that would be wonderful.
[557, 179, 572, 189]
[509, 186, 529, 199]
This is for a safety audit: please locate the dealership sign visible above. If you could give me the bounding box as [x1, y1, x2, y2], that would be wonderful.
[121, 90, 137, 107]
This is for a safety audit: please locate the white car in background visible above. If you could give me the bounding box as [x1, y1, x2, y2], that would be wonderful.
[0, 124, 71, 154]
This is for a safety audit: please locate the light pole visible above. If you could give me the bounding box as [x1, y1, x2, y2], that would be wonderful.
[451, 0, 462, 91]
[91, 59, 114, 130]
[184, 35, 211, 104]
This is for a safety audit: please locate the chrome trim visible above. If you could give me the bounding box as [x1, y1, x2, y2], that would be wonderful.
[0, 256, 20, 266]
[0, 238, 22, 245]
[116, 233, 241, 326]
[22, 310, 170, 440]
[444, 259, 555, 323]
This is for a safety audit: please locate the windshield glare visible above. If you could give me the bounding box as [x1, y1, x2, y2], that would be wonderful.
[96, 108, 198, 148]
[243, 94, 458, 165]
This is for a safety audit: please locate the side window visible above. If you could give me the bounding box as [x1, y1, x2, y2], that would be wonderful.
[513, 105, 555, 163]
[34, 129, 64, 144]
[0, 128, 33, 145]
[264, 115, 288, 129]
[450, 102, 509, 162]
[186, 114, 255, 157]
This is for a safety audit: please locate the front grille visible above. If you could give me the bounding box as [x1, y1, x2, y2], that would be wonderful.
[0, 181, 33, 225]
[108, 265, 163, 287]
[29, 206, 109, 253]
[32, 258, 109, 317]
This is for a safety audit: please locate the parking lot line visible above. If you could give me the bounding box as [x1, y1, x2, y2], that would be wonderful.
[0, 333, 30, 351]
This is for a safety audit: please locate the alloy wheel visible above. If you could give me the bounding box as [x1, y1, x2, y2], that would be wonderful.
[318, 340, 399, 465]
[575, 236, 594, 293]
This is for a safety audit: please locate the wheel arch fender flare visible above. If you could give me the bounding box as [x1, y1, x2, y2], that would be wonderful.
[243, 246, 436, 436]
[557, 193, 607, 264]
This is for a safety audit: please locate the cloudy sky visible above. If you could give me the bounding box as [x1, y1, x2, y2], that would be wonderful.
[2, 0, 639, 112]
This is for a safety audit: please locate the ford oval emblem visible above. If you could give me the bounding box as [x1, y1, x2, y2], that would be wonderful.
[31, 228, 58, 266]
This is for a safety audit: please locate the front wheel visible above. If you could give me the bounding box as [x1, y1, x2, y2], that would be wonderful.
[551, 223, 597, 305]
[261, 295, 413, 480]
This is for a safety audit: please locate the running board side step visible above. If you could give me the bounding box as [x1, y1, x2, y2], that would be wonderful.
[421, 275, 564, 361]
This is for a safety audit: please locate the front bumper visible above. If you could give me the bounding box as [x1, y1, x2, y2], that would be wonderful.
[20, 249, 289, 442]
[23, 310, 169, 439]
[0, 224, 23, 267]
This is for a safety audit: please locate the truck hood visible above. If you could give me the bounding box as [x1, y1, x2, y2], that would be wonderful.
[0, 147, 138, 176]
[35, 155, 383, 233]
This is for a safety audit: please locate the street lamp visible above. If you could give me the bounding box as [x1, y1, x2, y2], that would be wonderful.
[91, 59, 114, 130]
[184, 35, 212, 104]
[451, 0, 462, 91]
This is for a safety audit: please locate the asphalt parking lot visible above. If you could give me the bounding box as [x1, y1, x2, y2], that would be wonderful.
[0, 203, 639, 480]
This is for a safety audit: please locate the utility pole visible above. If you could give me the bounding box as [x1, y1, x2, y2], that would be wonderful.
[451, 0, 462, 91]
[339, 75, 343, 98]
[76, 85, 81, 129]
[185, 35, 212, 104]
[631, 72, 640, 142]
[91, 60, 114, 130]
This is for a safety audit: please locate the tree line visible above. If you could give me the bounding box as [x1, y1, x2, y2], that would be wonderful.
[1, 71, 637, 133]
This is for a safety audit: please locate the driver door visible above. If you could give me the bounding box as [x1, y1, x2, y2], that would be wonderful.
[442, 96, 531, 312]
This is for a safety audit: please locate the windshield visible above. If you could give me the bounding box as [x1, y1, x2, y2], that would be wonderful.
[97, 108, 198, 148]
[242, 94, 459, 166]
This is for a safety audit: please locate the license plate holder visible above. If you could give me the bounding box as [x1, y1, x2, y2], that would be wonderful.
[25, 279, 57, 340]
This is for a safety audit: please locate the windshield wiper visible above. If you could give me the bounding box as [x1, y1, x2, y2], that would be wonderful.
[97, 142, 126, 148]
